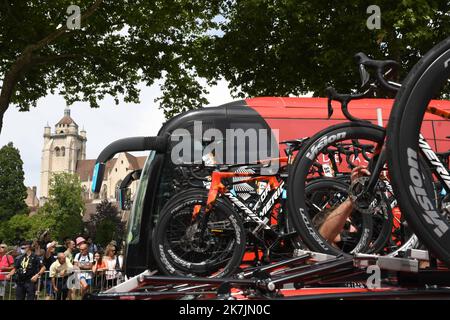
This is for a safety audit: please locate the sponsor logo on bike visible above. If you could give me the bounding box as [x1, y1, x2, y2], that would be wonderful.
[226, 192, 271, 229]
[261, 181, 285, 217]
[228, 215, 242, 244]
[299, 208, 329, 250]
[352, 227, 371, 254]
[407, 147, 448, 237]
[419, 135, 450, 189]
[253, 183, 271, 212]
[168, 249, 193, 268]
[159, 245, 176, 273]
[306, 133, 347, 161]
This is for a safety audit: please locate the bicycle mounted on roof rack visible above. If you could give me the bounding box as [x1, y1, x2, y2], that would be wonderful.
[89, 39, 445, 298]
[149, 138, 310, 278]
[288, 48, 450, 261]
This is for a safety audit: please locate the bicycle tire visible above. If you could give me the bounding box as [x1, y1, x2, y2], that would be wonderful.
[303, 178, 373, 254]
[288, 122, 386, 255]
[387, 36, 450, 265]
[152, 189, 246, 277]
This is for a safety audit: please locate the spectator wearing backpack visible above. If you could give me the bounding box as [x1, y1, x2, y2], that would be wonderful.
[104, 244, 123, 288]
[74, 243, 94, 297]
[86, 237, 98, 254]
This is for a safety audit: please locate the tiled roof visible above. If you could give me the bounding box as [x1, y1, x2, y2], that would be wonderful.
[136, 156, 147, 168]
[75, 153, 147, 182]
[56, 115, 78, 127]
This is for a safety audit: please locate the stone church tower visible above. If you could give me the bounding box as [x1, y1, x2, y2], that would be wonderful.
[40, 108, 87, 201]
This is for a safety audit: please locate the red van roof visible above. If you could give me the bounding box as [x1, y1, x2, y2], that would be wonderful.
[245, 97, 450, 121]
[244, 97, 450, 153]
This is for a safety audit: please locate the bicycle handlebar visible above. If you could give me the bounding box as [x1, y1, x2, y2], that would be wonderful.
[354, 52, 400, 92]
[325, 86, 371, 122]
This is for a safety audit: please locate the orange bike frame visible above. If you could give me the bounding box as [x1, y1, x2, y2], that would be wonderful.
[191, 157, 288, 221]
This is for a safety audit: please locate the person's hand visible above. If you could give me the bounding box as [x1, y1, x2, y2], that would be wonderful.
[60, 270, 66, 276]
[5, 274, 11, 280]
[350, 166, 371, 183]
[31, 274, 39, 283]
[53, 286, 58, 292]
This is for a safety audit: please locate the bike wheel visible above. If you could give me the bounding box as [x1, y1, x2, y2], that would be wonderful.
[288, 122, 386, 255]
[152, 189, 246, 277]
[303, 178, 373, 254]
[364, 186, 393, 254]
[387, 36, 450, 265]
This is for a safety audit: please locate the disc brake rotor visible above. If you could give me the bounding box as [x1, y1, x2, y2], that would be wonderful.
[349, 176, 380, 214]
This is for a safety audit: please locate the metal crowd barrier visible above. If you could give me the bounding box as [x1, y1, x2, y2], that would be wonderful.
[0, 269, 124, 300]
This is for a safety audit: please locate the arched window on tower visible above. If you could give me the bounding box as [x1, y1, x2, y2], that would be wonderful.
[61, 147, 65, 157]
[55, 147, 60, 157]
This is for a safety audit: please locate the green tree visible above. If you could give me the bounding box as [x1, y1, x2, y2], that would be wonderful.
[3, 2, 449, 135]
[0, 142, 28, 222]
[204, 0, 450, 97]
[86, 200, 125, 247]
[0, 0, 222, 132]
[0, 213, 54, 243]
[0, 214, 30, 243]
[39, 172, 85, 240]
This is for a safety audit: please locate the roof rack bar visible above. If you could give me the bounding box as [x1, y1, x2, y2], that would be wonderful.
[267, 258, 354, 289]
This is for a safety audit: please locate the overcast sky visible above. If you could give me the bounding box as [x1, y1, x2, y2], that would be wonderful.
[0, 79, 233, 197]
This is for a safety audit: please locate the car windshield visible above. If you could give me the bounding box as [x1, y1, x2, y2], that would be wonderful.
[126, 151, 155, 245]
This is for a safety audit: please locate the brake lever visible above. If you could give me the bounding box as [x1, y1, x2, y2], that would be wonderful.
[354, 52, 400, 92]
[359, 64, 371, 88]
[327, 97, 334, 119]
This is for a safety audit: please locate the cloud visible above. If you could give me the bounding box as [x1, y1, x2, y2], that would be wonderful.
[0, 79, 233, 197]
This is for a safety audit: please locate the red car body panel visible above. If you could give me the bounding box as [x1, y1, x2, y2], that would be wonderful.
[245, 97, 450, 153]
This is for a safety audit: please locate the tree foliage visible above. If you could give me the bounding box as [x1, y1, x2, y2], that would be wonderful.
[39, 172, 85, 240]
[0, 142, 28, 222]
[1, 1, 450, 133]
[0, 170, 83, 244]
[0, 213, 54, 244]
[85, 199, 125, 248]
[204, 0, 450, 97]
[0, 0, 221, 132]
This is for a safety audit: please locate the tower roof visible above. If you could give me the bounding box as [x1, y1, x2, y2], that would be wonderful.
[56, 108, 78, 127]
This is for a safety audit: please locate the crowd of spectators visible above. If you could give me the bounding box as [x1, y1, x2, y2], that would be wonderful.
[0, 236, 124, 300]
